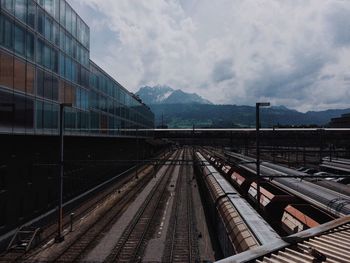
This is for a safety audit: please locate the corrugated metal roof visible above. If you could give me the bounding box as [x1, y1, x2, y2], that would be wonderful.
[216, 216, 350, 263]
[256, 223, 350, 263]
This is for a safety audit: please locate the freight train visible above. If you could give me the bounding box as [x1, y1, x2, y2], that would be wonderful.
[194, 152, 281, 257]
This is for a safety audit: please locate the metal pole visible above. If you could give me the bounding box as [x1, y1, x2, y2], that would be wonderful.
[56, 104, 65, 243]
[256, 104, 260, 211]
[136, 128, 139, 179]
[256, 102, 269, 212]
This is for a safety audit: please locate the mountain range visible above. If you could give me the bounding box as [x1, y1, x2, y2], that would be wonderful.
[136, 86, 350, 128]
[136, 85, 212, 105]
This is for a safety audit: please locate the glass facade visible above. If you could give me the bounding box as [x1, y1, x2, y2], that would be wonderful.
[0, 0, 154, 136]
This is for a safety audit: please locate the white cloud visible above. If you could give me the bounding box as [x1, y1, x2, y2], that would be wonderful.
[69, 0, 350, 111]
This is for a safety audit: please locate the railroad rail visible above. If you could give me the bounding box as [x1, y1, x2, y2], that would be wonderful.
[163, 148, 199, 262]
[50, 165, 156, 262]
[0, 153, 169, 262]
[104, 150, 181, 263]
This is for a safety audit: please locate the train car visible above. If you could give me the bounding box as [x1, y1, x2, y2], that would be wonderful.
[194, 152, 281, 258]
[281, 204, 335, 235]
[247, 182, 297, 222]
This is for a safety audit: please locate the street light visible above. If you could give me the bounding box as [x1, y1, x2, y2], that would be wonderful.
[55, 103, 72, 243]
[256, 102, 270, 212]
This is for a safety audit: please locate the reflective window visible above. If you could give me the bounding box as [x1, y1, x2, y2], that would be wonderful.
[43, 44, 50, 68]
[13, 93, 26, 129]
[64, 107, 76, 129]
[64, 83, 73, 104]
[27, 0, 35, 28]
[44, 15, 52, 41]
[15, 0, 27, 23]
[52, 76, 58, 101]
[53, 22, 59, 45]
[59, 0, 65, 25]
[72, 11, 77, 37]
[59, 28, 64, 50]
[44, 102, 53, 129]
[59, 53, 65, 75]
[2, 0, 14, 14]
[0, 51, 14, 89]
[0, 15, 13, 49]
[14, 57, 26, 92]
[25, 97, 34, 129]
[36, 100, 43, 129]
[37, 9, 44, 35]
[36, 38, 44, 65]
[58, 80, 64, 103]
[44, 71, 52, 100]
[14, 24, 25, 55]
[81, 89, 89, 110]
[26, 31, 34, 61]
[36, 68, 44, 97]
[51, 48, 58, 72]
[26, 63, 34, 94]
[65, 56, 71, 80]
[0, 90, 14, 129]
[53, 0, 59, 21]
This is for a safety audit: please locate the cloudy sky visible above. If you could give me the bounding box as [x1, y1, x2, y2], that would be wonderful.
[70, 0, 350, 112]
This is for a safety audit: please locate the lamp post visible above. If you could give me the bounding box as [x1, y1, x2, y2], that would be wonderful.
[55, 103, 72, 243]
[256, 102, 270, 212]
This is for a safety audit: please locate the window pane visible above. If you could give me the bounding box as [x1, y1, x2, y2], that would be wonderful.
[43, 44, 51, 68]
[44, 15, 52, 41]
[59, 28, 64, 50]
[53, 0, 59, 21]
[0, 90, 14, 130]
[53, 22, 59, 45]
[36, 38, 44, 65]
[52, 103, 58, 129]
[36, 100, 43, 129]
[14, 24, 25, 55]
[26, 31, 34, 60]
[64, 83, 72, 104]
[59, 53, 65, 76]
[36, 68, 44, 97]
[38, 9, 44, 35]
[59, 0, 65, 25]
[58, 80, 64, 102]
[15, 0, 27, 23]
[2, 0, 14, 14]
[0, 51, 14, 89]
[52, 76, 58, 101]
[44, 0, 53, 15]
[72, 11, 76, 37]
[44, 71, 52, 100]
[25, 97, 34, 129]
[27, 0, 35, 28]
[65, 4, 72, 33]
[13, 93, 26, 129]
[51, 48, 58, 72]
[26, 63, 34, 94]
[1, 15, 13, 49]
[65, 56, 71, 80]
[14, 58, 26, 92]
[75, 87, 81, 108]
[43, 101, 52, 129]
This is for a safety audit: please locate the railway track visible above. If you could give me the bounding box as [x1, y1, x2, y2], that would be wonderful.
[0, 155, 166, 263]
[104, 150, 181, 263]
[50, 161, 163, 262]
[163, 148, 199, 262]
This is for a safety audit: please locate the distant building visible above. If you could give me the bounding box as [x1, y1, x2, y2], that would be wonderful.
[0, 0, 154, 136]
[329, 113, 350, 128]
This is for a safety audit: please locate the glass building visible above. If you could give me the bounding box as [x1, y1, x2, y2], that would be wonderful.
[0, 0, 154, 136]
